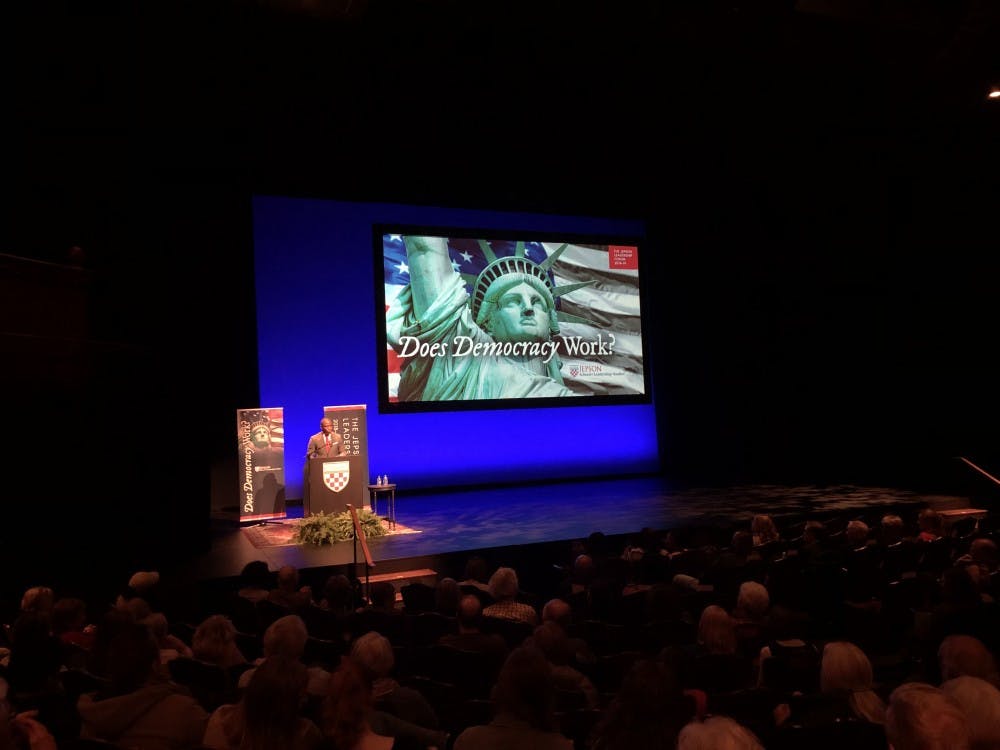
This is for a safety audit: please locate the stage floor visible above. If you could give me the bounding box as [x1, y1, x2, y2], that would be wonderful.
[177, 475, 959, 585]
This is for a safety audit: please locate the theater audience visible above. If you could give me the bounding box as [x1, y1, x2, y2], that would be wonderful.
[939, 675, 1000, 750]
[916, 508, 945, 542]
[77, 619, 209, 749]
[50, 597, 95, 653]
[237, 561, 273, 604]
[438, 594, 508, 665]
[432, 578, 460, 617]
[527, 621, 599, 709]
[318, 574, 357, 615]
[937, 633, 1000, 687]
[483, 567, 538, 626]
[452, 646, 571, 750]
[269, 565, 314, 612]
[884, 681, 969, 750]
[141, 611, 193, 668]
[588, 658, 692, 750]
[203, 654, 322, 750]
[239, 615, 329, 699]
[677, 715, 765, 750]
[773, 640, 885, 727]
[319, 657, 428, 750]
[751, 515, 780, 547]
[192, 614, 248, 671]
[540, 597, 595, 667]
[351, 631, 438, 730]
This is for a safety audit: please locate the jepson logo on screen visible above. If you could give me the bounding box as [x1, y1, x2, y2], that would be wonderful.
[396, 333, 617, 365]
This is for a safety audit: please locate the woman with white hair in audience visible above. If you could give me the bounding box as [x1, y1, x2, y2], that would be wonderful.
[773, 640, 885, 728]
[937, 633, 1000, 687]
[350, 631, 439, 731]
[238, 614, 329, 699]
[482, 567, 538, 626]
[940, 675, 1000, 750]
[677, 716, 764, 750]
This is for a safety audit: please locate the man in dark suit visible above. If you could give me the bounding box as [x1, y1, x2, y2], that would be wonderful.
[306, 417, 346, 459]
[303, 417, 347, 514]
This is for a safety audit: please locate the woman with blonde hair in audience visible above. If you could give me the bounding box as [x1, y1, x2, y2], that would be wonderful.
[773, 640, 885, 728]
[677, 716, 764, 750]
[192, 614, 247, 670]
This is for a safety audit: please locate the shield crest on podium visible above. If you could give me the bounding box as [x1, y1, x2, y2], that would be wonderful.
[323, 460, 350, 492]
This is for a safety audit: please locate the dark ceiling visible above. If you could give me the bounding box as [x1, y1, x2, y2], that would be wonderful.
[8, 0, 999, 263]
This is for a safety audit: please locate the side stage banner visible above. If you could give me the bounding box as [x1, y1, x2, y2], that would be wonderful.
[323, 404, 370, 485]
[236, 407, 287, 522]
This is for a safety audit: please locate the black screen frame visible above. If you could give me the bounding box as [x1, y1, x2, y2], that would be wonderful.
[373, 222, 653, 414]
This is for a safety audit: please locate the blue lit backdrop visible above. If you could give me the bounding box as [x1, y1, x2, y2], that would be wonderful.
[253, 196, 660, 498]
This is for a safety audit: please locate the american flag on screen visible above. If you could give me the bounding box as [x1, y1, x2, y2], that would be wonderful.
[382, 234, 646, 401]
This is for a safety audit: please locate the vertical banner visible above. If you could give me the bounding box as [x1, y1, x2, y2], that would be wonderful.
[236, 407, 287, 523]
[324, 404, 370, 484]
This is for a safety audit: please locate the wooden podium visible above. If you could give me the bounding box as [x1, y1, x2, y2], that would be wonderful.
[306, 454, 366, 515]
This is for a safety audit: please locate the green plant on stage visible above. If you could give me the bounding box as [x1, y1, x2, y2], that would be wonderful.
[294, 507, 388, 546]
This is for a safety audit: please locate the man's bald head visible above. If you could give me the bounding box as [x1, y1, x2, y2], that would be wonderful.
[457, 594, 482, 629]
[541, 598, 572, 629]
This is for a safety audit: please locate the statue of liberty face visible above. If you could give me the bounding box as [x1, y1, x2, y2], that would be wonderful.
[251, 424, 271, 448]
[485, 281, 551, 343]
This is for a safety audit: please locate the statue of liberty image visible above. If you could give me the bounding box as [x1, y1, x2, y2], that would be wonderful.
[385, 235, 599, 401]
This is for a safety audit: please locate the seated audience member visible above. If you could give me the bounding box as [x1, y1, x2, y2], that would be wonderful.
[667, 605, 753, 693]
[774, 640, 885, 727]
[846, 519, 874, 549]
[0, 684, 60, 750]
[937, 634, 1000, 687]
[319, 657, 427, 750]
[351, 631, 438, 730]
[433, 578, 461, 617]
[77, 620, 209, 748]
[939, 676, 1000, 750]
[751, 514, 780, 547]
[438, 594, 508, 665]
[483, 567, 538, 626]
[269, 565, 314, 612]
[879, 514, 908, 547]
[239, 615, 329, 699]
[366, 582, 399, 613]
[884, 682, 970, 750]
[202, 654, 322, 750]
[318, 573, 357, 615]
[141, 612, 193, 668]
[540, 597, 595, 666]
[237, 560, 273, 603]
[4, 612, 63, 696]
[589, 658, 692, 750]
[193, 614, 248, 671]
[452, 646, 572, 750]
[732, 581, 770, 658]
[528, 622, 599, 709]
[916, 508, 944, 542]
[677, 716, 765, 750]
[459, 556, 492, 594]
[50, 597, 96, 653]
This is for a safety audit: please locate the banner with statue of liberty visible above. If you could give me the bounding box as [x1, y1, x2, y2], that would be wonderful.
[236, 407, 286, 522]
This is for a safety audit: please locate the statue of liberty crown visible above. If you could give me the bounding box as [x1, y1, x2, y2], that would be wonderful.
[465, 240, 598, 333]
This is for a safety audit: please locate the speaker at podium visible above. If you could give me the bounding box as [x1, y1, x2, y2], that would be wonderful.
[306, 454, 366, 515]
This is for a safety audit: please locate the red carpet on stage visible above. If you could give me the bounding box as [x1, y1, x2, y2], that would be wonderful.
[241, 518, 421, 549]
